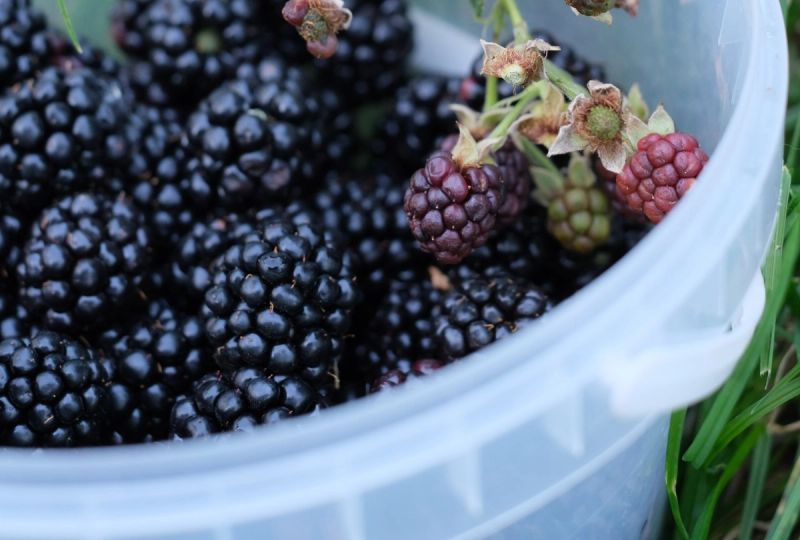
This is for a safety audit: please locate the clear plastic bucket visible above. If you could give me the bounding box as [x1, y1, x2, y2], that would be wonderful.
[5, 1, 788, 538]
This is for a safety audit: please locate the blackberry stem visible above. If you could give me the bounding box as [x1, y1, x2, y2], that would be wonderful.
[501, 0, 587, 100]
[483, 1, 507, 111]
[484, 76, 499, 110]
[488, 82, 541, 141]
[517, 136, 561, 176]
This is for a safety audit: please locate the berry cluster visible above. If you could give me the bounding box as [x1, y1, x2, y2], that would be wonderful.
[0, 0, 698, 447]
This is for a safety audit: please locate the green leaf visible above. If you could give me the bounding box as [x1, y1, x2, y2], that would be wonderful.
[766, 450, 800, 540]
[666, 410, 690, 540]
[739, 433, 772, 540]
[689, 427, 763, 540]
[56, 0, 83, 54]
[469, 0, 486, 18]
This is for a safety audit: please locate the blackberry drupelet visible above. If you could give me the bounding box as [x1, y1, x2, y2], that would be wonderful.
[0, 66, 131, 210]
[202, 217, 360, 386]
[16, 193, 152, 335]
[99, 299, 211, 443]
[124, 104, 212, 249]
[0, 0, 51, 90]
[170, 368, 325, 438]
[375, 76, 464, 173]
[0, 280, 29, 340]
[435, 275, 552, 361]
[316, 0, 413, 103]
[184, 74, 331, 209]
[111, 0, 266, 107]
[404, 150, 505, 264]
[0, 330, 110, 447]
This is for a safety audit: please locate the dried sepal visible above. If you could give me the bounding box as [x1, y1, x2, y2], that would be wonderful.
[282, 0, 353, 59]
[450, 123, 502, 168]
[509, 82, 567, 148]
[549, 81, 637, 173]
[623, 104, 677, 149]
[480, 39, 555, 88]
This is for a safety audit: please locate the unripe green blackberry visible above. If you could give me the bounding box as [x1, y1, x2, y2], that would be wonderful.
[533, 155, 611, 254]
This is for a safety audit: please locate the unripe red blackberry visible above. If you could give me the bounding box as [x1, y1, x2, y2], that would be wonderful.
[616, 132, 709, 224]
[404, 129, 506, 265]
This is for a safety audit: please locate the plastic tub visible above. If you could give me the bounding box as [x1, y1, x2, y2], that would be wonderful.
[6, 1, 788, 538]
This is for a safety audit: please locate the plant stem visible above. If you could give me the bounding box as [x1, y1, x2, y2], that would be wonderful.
[487, 82, 541, 141]
[501, 0, 530, 44]
[545, 60, 588, 100]
[57, 0, 83, 53]
[517, 136, 560, 176]
[484, 76, 499, 110]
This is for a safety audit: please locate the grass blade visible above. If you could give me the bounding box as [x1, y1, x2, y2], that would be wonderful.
[684, 200, 800, 467]
[56, 0, 83, 54]
[739, 432, 772, 540]
[689, 427, 763, 540]
[667, 409, 690, 540]
[766, 450, 800, 540]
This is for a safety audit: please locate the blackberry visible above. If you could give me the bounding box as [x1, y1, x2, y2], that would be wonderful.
[47, 32, 122, 81]
[493, 141, 532, 225]
[124, 104, 212, 249]
[316, 0, 413, 103]
[370, 359, 443, 393]
[0, 279, 29, 340]
[99, 299, 211, 443]
[16, 193, 152, 335]
[170, 368, 325, 438]
[352, 269, 445, 387]
[0, 203, 22, 276]
[170, 212, 258, 310]
[375, 76, 463, 173]
[464, 31, 606, 110]
[184, 73, 331, 209]
[435, 275, 552, 361]
[202, 217, 360, 386]
[0, 330, 110, 447]
[454, 206, 559, 295]
[307, 172, 422, 294]
[111, 0, 266, 107]
[0, 0, 51, 90]
[404, 151, 505, 264]
[0, 66, 131, 210]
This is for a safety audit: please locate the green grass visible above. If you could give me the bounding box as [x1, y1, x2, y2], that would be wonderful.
[663, 5, 800, 538]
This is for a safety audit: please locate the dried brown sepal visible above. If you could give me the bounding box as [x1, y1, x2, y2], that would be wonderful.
[450, 123, 504, 169]
[281, 0, 353, 59]
[509, 83, 567, 148]
[480, 39, 557, 89]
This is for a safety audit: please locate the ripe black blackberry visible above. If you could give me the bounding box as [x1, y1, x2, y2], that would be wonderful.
[0, 280, 29, 340]
[374, 76, 464, 173]
[307, 172, 422, 294]
[170, 212, 258, 310]
[0, 203, 22, 277]
[370, 359, 443, 393]
[463, 31, 607, 110]
[0, 66, 131, 210]
[0, 0, 51, 90]
[435, 274, 552, 361]
[99, 299, 211, 443]
[111, 0, 266, 107]
[453, 206, 559, 296]
[0, 330, 110, 447]
[184, 73, 332, 209]
[316, 0, 413, 103]
[352, 269, 445, 389]
[124, 104, 212, 250]
[47, 32, 122, 81]
[16, 193, 152, 335]
[170, 368, 325, 438]
[202, 217, 360, 390]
